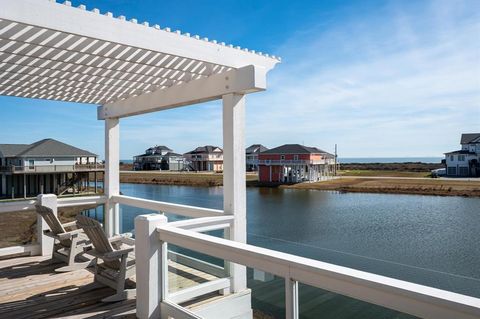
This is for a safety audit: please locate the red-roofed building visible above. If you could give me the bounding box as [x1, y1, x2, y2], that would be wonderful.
[258, 144, 335, 183]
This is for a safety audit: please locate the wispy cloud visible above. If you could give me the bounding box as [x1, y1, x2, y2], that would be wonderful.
[245, 0, 480, 157]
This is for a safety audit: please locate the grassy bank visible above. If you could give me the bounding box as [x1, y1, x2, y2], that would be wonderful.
[338, 169, 429, 178]
[120, 171, 258, 187]
[283, 177, 480, 197]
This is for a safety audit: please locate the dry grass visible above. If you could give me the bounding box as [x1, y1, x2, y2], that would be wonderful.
[284, 177, 480, 197]
[120, 171, 258, 187]
[339, 169, 429, 178]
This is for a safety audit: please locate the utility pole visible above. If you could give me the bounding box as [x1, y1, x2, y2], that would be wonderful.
[334, 144, 338, 176]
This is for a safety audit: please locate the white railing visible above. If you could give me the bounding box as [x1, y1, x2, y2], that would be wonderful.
[0, 195, 106, 257]
[151, 224, 480, 319]
[0, 164, 104, 173]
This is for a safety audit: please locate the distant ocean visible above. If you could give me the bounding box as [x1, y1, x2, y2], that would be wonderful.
[338, 157, 443, 164]
[121, 157, 443, 164]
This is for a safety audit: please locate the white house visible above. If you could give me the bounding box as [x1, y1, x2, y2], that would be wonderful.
[0, 138, 101, 198]
[445, 133, 480, 177]
[184, 145, 223, 171]
[245, 144, 268, 171]
[133, 145, 186, 171]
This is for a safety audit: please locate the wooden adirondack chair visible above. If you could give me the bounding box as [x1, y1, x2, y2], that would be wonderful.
[76, 214, 136, 302]
[35, 204, 94, 272]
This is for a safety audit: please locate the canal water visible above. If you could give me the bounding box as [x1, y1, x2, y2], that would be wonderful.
[110, 183, 480, 318]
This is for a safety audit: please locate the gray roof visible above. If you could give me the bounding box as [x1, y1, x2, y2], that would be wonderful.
[0, 139, 97, 158]
[261, 144, 333, 156]
[444, 150, 477, 155]
[246, 144, 269, 154]
[146, 145, 172, 152]
[185, 145, 223, 154]
[461, 133, 480, 144]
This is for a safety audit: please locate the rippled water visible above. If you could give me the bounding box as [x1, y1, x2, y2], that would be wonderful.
[114, 183, 480, 317]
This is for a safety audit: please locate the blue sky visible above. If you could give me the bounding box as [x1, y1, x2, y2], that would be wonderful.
[1, 0, 479, 159]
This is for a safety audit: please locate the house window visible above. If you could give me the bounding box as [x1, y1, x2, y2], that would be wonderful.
[458, 155, 465, 161]
[280, 155, 285, 160]
[28, 160, 34, 169]
[294, 155, 299, 160]
[447, 167, 457, 176]
[450, 155, 454, 161]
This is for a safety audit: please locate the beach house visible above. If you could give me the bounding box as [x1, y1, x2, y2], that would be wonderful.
[133, 145, 186, 171]
[184, 145, 223, 171]
[258, 144, 335, 183]
[0, 138, 102, 198]
[0, 2, 478, 319]
[245, 144, 268, 171]
[445, 133, 480, 177]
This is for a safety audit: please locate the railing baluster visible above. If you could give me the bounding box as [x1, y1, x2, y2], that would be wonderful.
[285, 278, 299, 319]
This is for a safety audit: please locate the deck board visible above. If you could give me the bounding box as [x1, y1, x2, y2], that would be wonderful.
[0, 255, 223, 318]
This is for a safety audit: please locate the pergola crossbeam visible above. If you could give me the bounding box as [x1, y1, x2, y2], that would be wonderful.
[98, 65, 267, 119]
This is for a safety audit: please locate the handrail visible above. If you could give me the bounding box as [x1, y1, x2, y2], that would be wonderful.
[113, 194, 224, 218]
[157, 225, 480, 319]
[0, 195, 107, 214]
[0, 164, 104, 173]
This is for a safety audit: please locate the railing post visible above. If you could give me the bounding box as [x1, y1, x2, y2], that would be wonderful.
[37, 194, 57, 256]
[222, 93, 247, 293]
[135, 213, 168, 319]
[285, 278, 299, 319]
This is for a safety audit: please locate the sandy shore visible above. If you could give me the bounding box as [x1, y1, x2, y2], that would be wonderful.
[282, 177, 480, 197]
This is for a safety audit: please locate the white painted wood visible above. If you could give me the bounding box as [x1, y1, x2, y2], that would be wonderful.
[98, 65, 266, 119]
[222, 93, 247, 293]
[0, 0, 278, 71]
[113, 194, 224, 218]
[167, 216, 234, 229]
[135, 213, 168, 319]
[104, 118, 120, 236]
[36, 194, 56, 256]
[285, 279, 299, 319]
[168, 278, 231, 304]
[168, 251, 227, 278]
[157, 226, 480, 319]
[0, 243, 40, 257]
[160, 301, 202, 319]
[190, 289, 252, 319]
[0, 195, 107, 214]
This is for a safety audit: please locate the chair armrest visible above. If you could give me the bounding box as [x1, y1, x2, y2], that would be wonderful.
[56, 229, 84, 241]
[109, 232, 133, 243]
[103, 247, 134, 260]
[62, 221, 77, 229]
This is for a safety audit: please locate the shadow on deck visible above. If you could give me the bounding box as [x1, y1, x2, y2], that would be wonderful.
[0, 255, 221, 319]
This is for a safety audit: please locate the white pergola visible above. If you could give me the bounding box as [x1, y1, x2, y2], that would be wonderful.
[0, 0, 278, 306]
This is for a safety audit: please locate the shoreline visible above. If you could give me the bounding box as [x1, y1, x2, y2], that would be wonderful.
[119, 171, 480, 197]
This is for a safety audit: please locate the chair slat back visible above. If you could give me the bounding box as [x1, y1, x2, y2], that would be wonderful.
[35, 204, 66, 235]
[76, 215, 113, 253]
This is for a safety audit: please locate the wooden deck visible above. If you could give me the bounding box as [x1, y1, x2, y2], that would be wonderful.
[0, 255, 219, 319]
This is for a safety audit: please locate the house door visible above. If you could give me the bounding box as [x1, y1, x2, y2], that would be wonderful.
[28, 160, 34, 170]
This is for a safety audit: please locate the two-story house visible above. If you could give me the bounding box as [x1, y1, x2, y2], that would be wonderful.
[133, 145, 186, 171]
[184, 145, 223, 171]
[0, 138, 102, 199]
[258, 144, 335, 183]
[445, 133, 480, 177]
[245, 144, 268, 171]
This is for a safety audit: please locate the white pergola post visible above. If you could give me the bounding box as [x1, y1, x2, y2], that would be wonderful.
[222, 93, 247, 293]
[105, 118, 120, 236]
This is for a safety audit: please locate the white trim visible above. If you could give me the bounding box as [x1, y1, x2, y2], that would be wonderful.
[98, 65, 266, 119]
[160, 301, 202, 319]
[113, 194, 224, 218]
[0, 195, 107, 214]
[167, 278, 231, 304]
[157, 226, 480, 319]
[0, 244, 40, 257]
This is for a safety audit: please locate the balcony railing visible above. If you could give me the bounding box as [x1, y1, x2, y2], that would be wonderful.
[0, 164, 104, 173]
[1, 195, 479, 319]
[257, 159, 333, 165]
